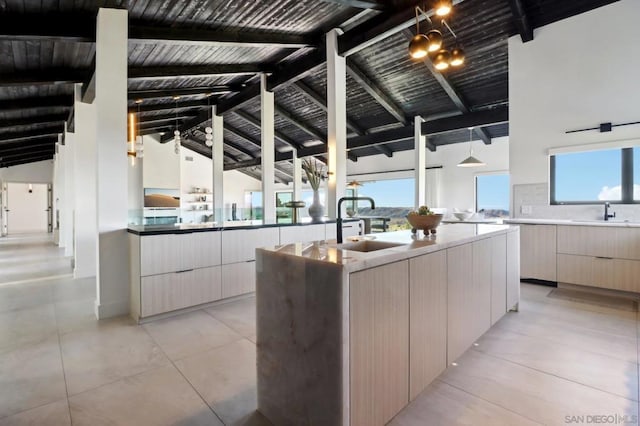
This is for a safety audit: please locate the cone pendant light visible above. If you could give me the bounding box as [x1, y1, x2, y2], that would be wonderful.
[458, 128, 486, 167]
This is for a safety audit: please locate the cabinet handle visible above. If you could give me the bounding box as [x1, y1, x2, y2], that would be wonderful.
[245, 259, 256, 263]
[175, 269, 194, 274]
[595, 256, 613, 260]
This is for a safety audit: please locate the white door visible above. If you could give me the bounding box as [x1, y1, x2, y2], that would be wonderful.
[6, 183, 49, 234]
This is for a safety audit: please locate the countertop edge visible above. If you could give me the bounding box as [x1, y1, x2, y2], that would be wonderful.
[504, 218, 640, 228]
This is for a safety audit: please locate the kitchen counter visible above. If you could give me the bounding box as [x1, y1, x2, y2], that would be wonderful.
[127, 217, 360, 235]
[260, 223, 515, 273]
[256, 224, 520, 426]
[505, 218, 640, 228]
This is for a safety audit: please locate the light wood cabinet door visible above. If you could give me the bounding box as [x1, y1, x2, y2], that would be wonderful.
[190, 266, 222, 306]
[140, 234, 183, 276]
[520, 224, 557, 281]
[506, 230, 521, 311]
[613, 259, 640, 293]
[472, 238, 492, 340]
[557, 254, 594, 286]
[447, 243, 473, 364]
[279, 224, 326, 245]
[557, 225, 640, 260]
[409, 250, 447, 401]
[490, 234, 507, 325]
[141, 270, 193, 317]
[221, 261, 256, 298]
[192, 231, 222, 268]
[350, 261, 409, 426]
[221, 228, 280, 264]
[558, 254, 640, 293]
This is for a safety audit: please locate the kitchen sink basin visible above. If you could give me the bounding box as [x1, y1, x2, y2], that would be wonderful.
[340, 240, 406, 252]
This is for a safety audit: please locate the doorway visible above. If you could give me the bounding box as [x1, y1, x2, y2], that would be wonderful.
[5, 182, 51, 234]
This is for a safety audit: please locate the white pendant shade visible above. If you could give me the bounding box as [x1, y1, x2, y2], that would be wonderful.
[457, 155, 486, 167]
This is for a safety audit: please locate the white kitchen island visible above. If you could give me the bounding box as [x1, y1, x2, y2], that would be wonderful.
[256, 224, 520, 426]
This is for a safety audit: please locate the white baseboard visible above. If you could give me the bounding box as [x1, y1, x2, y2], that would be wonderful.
[95, 299, 129, 319]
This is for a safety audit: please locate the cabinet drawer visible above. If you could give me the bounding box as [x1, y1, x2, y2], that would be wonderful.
[557, 226, 640, 260]
[221, 228, 280, 264]
[279, 224, 326, 245]
[557, 254, 640, 293]
[192, 231, 222, 268]
[519, 224, 556, 281]
[140, 233, 194, 276]
[221, 262, 256, 298]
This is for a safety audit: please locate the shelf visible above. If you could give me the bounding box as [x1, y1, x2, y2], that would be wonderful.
[187, 192, 212, 195]
[185, 202, 211, 204]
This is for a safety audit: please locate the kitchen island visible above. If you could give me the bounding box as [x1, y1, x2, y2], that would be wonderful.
[256, 224, 520, 426]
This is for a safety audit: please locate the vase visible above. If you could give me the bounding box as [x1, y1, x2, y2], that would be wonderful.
[308, 190, 324, 222]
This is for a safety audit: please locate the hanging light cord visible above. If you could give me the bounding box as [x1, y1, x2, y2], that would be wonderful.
[442, 19, 458, 39]
[415, 5, 434, 30]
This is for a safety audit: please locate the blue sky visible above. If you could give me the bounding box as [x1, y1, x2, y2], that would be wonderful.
[555, 149, 621, 201]
[476, 174, 510, 211]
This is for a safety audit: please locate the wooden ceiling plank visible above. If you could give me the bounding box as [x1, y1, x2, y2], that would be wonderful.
[0, 113, 67, 130]
[128, 64, 265, 80]
[128, 85, 240, 101]
[274, 104, 325, 143]
[509, 0, 534, 42]
[0, 154, 53, 168]
[319, 0, 387, 10]
[0, 126, 63, 144]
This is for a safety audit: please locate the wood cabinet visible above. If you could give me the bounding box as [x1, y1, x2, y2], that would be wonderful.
[279, 223, 326, 245]
[519, 224, 557, 281]
[557, 225, 640, 260]
[408, 250, 447, 401]
[446, 243, 473, 364]
[557, 253, 640, 293]
[140, 233, 195, 276]
[192, 231, 221, 269]
[221, 227, 280, 263]
[506, 230, 521, 311]
[472, 238, 492, 339]
[221, 261, 256, 298]
[490, 234, 507, 325]
[350, 261, 409, 426]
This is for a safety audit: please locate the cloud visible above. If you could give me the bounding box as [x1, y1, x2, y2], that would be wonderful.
[598, 184, 640, 200]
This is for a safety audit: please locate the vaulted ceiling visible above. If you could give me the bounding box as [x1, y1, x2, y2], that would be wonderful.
[0, 0, 620, 183]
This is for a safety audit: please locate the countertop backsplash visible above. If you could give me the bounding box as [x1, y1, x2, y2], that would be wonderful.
[513, 204, 640, 222]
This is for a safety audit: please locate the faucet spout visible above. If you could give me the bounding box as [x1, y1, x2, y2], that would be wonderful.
[604, 202, 616, 221]
[336, 197, 375, 244]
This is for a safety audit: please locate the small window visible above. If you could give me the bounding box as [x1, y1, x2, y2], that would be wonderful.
[551, 147, 637, 204]
[475, 174, 510, 218]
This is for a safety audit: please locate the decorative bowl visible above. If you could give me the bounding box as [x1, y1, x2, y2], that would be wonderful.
[406, 213, 443, 234]
[453, 211, 474, 221]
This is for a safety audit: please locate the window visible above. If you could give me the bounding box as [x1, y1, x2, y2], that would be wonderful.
[475, 173, 510, 218]
[551, 147, 636, 204]
[634, 147, 640, 201]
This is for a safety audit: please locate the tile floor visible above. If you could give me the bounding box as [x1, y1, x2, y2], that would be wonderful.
[1, 234, 639, 425]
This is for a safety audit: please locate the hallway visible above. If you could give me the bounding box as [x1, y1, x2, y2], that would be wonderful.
[0, 233, 72, 285]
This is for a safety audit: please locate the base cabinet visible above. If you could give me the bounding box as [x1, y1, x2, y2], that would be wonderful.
[557, 253, 640, 293]
[350, 261, 409, 426]
[409, 251, 447, 400]
[506, 230, 521, 310]
[490, 234, 507, 325]
[519, 224, 557, 281]
[221, 261, 256, 298]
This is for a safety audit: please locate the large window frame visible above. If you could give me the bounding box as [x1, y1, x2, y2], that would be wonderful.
[474, 171, 510, 217]
[550, 147, 636, 205]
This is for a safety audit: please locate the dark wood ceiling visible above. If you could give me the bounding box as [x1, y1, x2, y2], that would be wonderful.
[0, 0, 620, 177]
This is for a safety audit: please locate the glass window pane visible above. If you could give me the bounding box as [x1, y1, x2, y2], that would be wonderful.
[634, 147, 640, 200]
[476, 174, 510, 218]
[554, 149, 621, 202]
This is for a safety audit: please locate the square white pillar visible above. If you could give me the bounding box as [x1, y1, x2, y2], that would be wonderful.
[326, 29, 347, 219]
[292, 152, 302, 202]
[261, 74, 276, 222]
[94, 8, 129, 319]
[63, 128, 75, 257]
[73, 84, 97, 278]
[212, 106, 224, 222]
[414, 116, 426, 208]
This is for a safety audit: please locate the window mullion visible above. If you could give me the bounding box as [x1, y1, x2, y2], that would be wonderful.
[621, 148, 633, 203]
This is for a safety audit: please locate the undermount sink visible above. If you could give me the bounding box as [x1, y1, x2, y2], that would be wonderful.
[339, 240, 406, 252]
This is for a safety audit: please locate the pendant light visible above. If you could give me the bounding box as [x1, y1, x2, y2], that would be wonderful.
[204, 96, 213, 147]
[435, 0, 452, 17]
[457, 127, 486, 168]
[135, 100, 144, 159]
[433, 49, 451, 70]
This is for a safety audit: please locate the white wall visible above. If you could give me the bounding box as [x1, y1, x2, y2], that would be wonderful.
[509, 0, 640, 218]
[0, 160, 53, 184]
[346, 136, 510, 213]
[143, 135, 181, 189]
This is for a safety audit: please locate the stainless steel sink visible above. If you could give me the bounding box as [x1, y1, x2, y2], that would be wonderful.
[339, 240, 406, 252]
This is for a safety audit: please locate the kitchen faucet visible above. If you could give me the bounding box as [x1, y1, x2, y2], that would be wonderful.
[337, 197, 375, 244]
[604, 202, 616, 221]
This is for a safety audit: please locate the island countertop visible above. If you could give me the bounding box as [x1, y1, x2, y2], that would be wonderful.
[258, 223, 517, 273]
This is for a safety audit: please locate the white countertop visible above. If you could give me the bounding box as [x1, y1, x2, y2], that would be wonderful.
[504, 218, 640, 228]
[258, 223, 518, 273]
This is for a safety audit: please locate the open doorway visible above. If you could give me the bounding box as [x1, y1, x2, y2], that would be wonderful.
[5, 182, 51, 234]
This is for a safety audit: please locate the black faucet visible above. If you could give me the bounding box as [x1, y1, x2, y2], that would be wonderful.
[604, 202, 616, 221]
[337, 196, 375, 244]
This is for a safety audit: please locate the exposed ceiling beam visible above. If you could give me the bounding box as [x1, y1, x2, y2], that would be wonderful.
[232, 110, 303, 151]
[129, 100, 208, 114]
[0, 147, 54, 160]
[401, 29, 492, 145]
[128, 64, 264, 80]
[0, 114, 68, 131]
[509, 0, 534, 42]
[128, 86, 241, 101]
[421, 107, 508, 135]
[0, 95, 73, 113]
[0, 13, 95, 42]
[0, 154, 53, 168]
[129, 24, 317, 48]
[346, 60, 409, 125]
[224, 124, 261, 153]
[0, 126, 64, 144]
[0, 69, 90, 86]
[0, 138, 57, 153]
[319, 0, 387, 10]
[274, 105, 325, 143]
[338, 0, 465, 57]
[138, 114, 197, 128]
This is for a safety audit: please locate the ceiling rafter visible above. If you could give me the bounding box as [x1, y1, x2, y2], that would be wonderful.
[128, 64, 266, 80]
[232, 110, 302, 151]
[509, 0, 534, 42]
[0, 96, 73, 112]
[128, 86, 241, 101]
[346, 60, 409, 126]
[0, 126, 63, 145]
[0, 114, 68, 131]
[274, 104, 325, 143]
[0, 153, 53, 168]
[319, 0, 387, 10]
[128, 100, 208, 114]
[138, 114, 198, 129]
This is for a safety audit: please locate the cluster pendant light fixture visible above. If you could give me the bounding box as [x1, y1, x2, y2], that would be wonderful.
[204, 96, 214, 147]
[408, 0, 465, 71]
[173, 96, 181, 154]
[126, 101, 145, 164]
[457, 127, 486, 168]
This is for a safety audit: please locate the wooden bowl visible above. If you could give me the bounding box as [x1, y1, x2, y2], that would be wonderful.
[406, 213, 443, 234]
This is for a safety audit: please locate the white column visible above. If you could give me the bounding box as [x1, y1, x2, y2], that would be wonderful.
[54, 138, 66, 247]
[94, 8, 129, 319]
[292, 152, 302, 202]
[63, 128, 75, 257]
[212, 105, 224, 222]
[260, 74, 276, 222]
[127, 146, 143, 223]
[414, 116, 426, 208]
[326, 29, 347, 219]
[73, 84, 97, 278]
